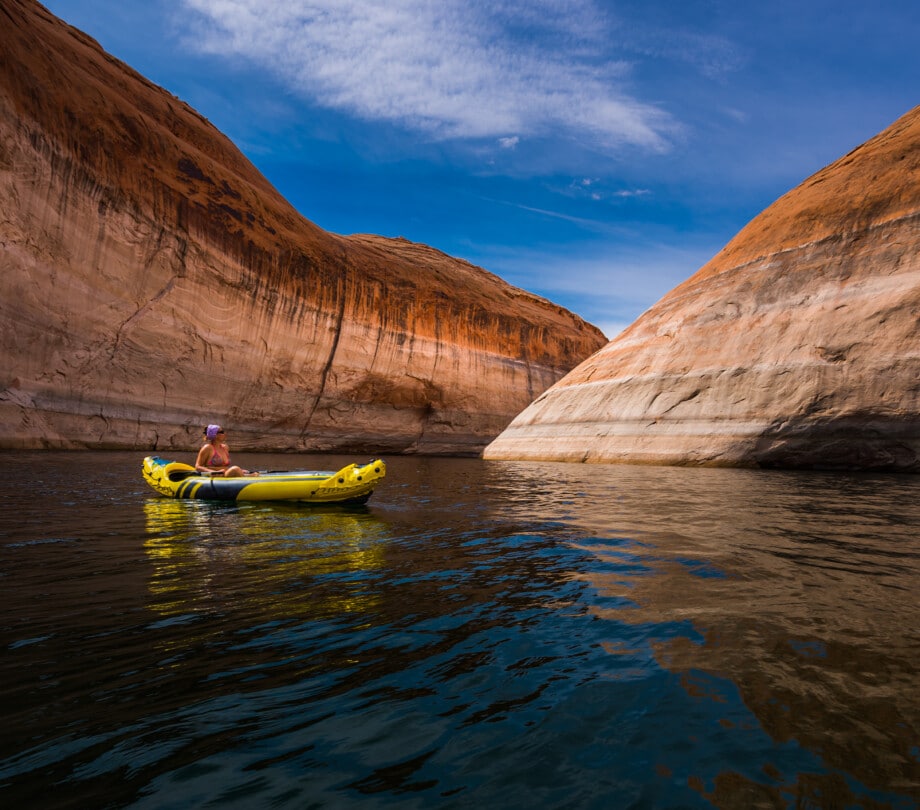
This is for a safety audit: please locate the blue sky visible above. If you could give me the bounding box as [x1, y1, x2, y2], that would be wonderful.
[44, 0, 919, 338]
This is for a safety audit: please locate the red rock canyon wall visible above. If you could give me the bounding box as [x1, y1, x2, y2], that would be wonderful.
[0, 0, 606, 453]
[485, 106, 920, 471]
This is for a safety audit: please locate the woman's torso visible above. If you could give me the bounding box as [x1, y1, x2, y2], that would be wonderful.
[207, 442, 230, 467]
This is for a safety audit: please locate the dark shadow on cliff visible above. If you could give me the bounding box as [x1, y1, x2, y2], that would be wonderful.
[750, 411, 920, 472]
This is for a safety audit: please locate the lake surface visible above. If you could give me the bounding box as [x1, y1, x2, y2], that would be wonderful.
[0, 451, 917, 809]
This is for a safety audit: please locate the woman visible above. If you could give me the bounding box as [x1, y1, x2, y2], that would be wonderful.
[195, 425, 256, 477]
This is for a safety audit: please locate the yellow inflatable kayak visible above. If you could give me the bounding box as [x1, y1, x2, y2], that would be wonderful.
[142, 456, 386, 504]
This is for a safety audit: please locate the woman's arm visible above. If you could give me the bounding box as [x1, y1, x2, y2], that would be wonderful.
[195, 444, 218, 473]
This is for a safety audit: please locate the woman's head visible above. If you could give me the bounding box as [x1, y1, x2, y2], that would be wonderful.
[206, 424, 223, 440]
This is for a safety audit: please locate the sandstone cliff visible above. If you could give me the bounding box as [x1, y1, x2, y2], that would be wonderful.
[485, 106, 920, 470]
[0, 0, 606, 454]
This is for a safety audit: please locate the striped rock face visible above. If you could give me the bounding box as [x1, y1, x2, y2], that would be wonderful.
[0, 0, 605, 454]
[485, 106, 920, 471]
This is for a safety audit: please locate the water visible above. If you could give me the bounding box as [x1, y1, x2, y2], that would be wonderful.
[0, 451, 917, 809]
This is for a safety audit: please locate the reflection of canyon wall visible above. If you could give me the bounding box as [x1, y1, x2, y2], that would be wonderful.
[486, 106, 920, 470]
[0, 1, 605, 453]
[540, 463, 919, 804]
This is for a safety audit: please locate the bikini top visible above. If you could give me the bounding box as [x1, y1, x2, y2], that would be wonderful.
[208, 444, 230, 467]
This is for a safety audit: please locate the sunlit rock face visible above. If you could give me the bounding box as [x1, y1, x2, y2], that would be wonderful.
[0, 0, 606, 453]
[485, 106, 920, 470]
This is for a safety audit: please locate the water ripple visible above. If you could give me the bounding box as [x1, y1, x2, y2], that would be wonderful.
[0, 452, 917, 808]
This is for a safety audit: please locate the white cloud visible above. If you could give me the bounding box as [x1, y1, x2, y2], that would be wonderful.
[621, 25, 746, 81]
[180, 0, 672, 150]
[498, 136, 520, 150]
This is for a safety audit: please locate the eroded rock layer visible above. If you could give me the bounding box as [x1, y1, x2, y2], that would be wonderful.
[0, 0, 606, 453]
[485, 106, 920, 470]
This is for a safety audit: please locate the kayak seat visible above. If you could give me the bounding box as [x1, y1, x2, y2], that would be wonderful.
[168, 469, 200, 482]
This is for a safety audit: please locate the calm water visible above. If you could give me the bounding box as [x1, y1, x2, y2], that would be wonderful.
[0, 451, 917, 809]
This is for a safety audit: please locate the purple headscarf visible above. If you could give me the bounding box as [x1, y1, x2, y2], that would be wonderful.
[206, 424, 222, 440]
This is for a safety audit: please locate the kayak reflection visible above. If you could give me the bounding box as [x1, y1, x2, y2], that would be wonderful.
[143, 499, 391, 620]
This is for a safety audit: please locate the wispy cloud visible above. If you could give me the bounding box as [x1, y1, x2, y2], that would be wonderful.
[485, 197, 613, 230]
[622, 26, 745, 81]
[564, 178, 652, 202]
[460, 238, 723, 338]
[180, 0, 673, 151]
